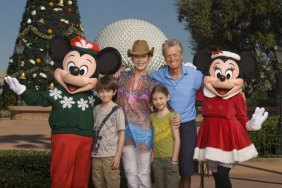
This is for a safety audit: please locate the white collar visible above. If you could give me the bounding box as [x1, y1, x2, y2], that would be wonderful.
[203, 86, 242, 99]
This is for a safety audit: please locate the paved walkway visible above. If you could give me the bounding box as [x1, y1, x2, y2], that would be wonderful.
[0, 119, 282, 188]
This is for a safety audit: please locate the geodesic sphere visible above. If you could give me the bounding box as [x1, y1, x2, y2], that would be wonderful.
[95, 19, 167, 72]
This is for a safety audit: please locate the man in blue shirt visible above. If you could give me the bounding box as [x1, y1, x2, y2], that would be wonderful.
[150, 39, 203, 188]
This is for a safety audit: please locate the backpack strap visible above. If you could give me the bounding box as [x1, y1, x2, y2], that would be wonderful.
[92, 105, 120, 155]
[95, 105, 120, 133]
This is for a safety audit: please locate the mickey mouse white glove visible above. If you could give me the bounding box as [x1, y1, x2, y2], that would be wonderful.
[4, 76, 26, 95]
[246, 107, 268, 131]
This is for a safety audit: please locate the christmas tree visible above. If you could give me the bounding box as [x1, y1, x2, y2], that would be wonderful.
[3, 0, 84, 107]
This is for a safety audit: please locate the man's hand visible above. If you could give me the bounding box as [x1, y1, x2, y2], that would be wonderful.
[171, 113, 181, 128]
[4, 76, 26, 95]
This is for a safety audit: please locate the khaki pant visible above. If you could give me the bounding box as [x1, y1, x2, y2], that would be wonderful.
[91, 157, 120, 188]
[152, 157, 179, 188]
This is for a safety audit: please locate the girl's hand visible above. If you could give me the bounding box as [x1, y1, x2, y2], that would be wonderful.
[171, 113, 181, 128]
[150, 152, 154, 163]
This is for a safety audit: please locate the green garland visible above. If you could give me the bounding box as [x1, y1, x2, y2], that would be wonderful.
[17, 25, 84, 40]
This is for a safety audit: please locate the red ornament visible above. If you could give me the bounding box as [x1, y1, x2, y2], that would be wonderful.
[67, 8, 73, 13]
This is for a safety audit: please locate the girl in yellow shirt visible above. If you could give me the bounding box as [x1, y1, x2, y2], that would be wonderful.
[150, 84, 180, 188]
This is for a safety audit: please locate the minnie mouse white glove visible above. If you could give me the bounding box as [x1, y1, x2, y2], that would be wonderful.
[246, 107, 268, 131]
[183, 62, 197, 69]
[4, 76, 26, 95]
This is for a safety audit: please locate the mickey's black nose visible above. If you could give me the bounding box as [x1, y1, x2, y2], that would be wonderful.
[70, 66, 80, 76]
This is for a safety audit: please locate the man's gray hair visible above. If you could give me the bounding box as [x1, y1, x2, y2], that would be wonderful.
[162, 39, 183, 56]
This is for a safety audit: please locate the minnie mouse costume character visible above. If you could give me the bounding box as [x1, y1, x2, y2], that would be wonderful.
[193, 50, 268, 188]
[5, 36, 121, 188]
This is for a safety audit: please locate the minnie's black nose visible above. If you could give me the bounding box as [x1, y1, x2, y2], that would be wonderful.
[219, 75, 226, 81]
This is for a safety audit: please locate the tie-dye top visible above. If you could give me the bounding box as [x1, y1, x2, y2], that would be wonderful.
[116, 70, 157, 151]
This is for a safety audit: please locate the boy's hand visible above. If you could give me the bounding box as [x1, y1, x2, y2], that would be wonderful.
[111, 156, 121, 170]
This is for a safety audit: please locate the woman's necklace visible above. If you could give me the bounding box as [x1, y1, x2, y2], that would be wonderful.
[129, 70, 146, 94]
[128, 76, 139, 104]
[128, 70, 146, 104]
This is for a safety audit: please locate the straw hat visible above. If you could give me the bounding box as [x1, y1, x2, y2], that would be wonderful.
[127, 40, 154, 57]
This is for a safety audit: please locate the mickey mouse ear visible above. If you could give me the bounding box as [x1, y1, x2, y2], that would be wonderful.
[97, 47, 122, 75]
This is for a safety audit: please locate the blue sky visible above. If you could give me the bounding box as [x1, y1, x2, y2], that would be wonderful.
[0, 0, 192, 70]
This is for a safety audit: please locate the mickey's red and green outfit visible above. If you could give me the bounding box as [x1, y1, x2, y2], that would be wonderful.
[22, 85, 96, 188]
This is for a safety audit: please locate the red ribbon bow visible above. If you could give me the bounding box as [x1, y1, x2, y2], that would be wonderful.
[70, 36, 100, 52]
[211, 51, 223, 55]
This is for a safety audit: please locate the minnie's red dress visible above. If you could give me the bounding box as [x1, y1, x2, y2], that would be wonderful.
[193, 87, 258, 164]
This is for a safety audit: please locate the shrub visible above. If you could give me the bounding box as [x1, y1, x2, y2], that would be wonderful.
[0, 110, 10, 118]
[0, 150, 129, 188]
[249, 116, 280, 157]
[0, 150, 50, 188]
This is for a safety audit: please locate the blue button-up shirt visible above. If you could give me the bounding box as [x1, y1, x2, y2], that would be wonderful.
[150, 64, 203, 123]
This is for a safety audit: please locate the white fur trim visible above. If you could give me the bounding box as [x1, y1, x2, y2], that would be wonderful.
[193, 144, 258, 163]
[223, 89, 242, 99]
[203, 86, 216, 98]
[211, 51, 240, 61]
[203, 86, 242, 99]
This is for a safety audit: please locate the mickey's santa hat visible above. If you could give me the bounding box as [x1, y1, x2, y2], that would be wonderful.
[70, 36, 100, 56]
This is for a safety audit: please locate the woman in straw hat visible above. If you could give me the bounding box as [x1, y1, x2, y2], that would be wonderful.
[115, 40, 157, 188]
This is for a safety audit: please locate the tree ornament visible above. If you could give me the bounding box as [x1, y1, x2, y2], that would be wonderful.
[48, 82, 55, 89]
[27, 18, 32, 24]
[29, 59, 35, 64]
[40, 6, 46, 10]
[68, 0, 73, 5]
[60, 18, 69, 24]
[58, 0, 64, 6]
[47, 28, 53, 34]
[37, 18, 45, 25]
[53, 8, 63, 11]
[80, 24, 84, 31]
[19, 72, 26, 80]
[48, 2, 54, 6]
[31, 10, 36, 16]
[35, 58, 42, 63]
[67, 8, 73, 13]
[39, 72, 47, 78]
[32, 73, 37, 78]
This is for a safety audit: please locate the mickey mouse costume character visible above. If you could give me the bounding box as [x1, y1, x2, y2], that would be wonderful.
[5, 36, 121, 188]
[192, 50, 268, 188]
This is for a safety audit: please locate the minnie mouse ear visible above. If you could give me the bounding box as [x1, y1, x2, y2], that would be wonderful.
[97, 47, 122, 75]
